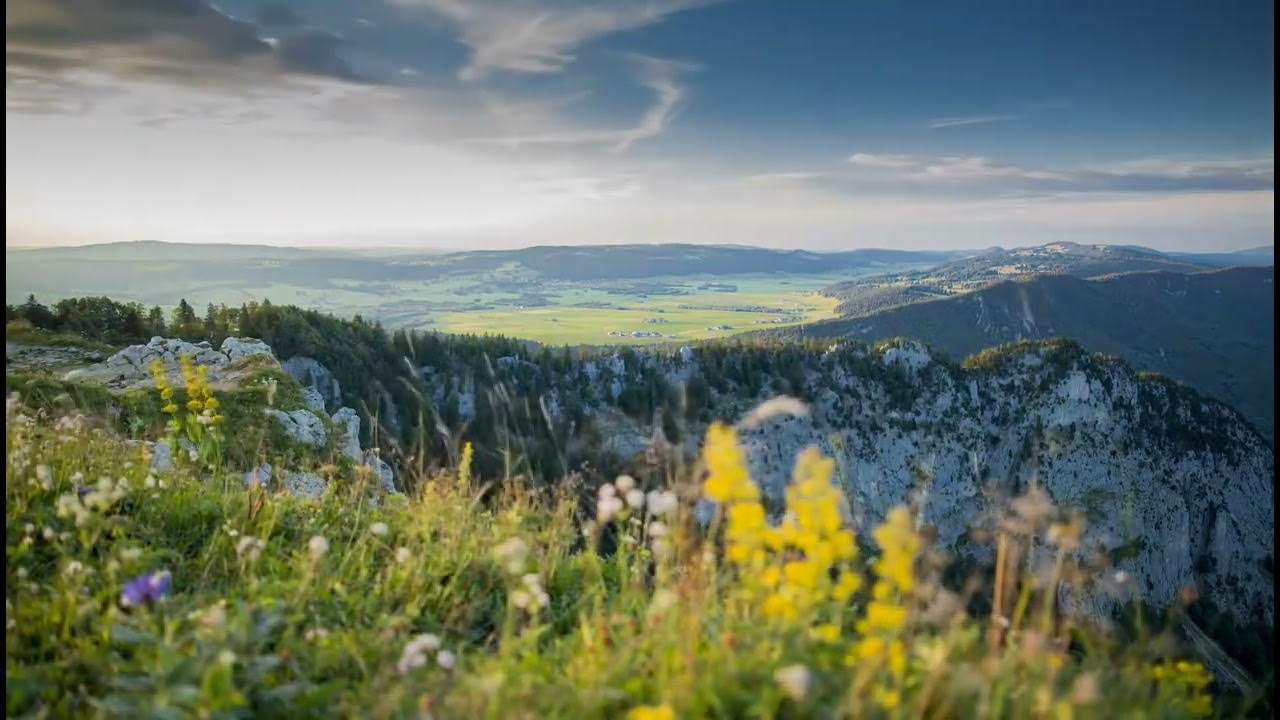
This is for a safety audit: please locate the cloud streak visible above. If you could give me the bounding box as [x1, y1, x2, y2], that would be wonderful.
[398, 0, 715, 79]
[468, 55, 697, 151]
[927, 113, 1023, 129]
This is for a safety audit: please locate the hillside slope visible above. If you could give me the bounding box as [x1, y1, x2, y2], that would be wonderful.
[769, 267, 1275, 437]
[820, 242, 1223, 317]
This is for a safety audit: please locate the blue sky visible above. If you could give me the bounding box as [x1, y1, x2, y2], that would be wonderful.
[5, 0, 1273, 251]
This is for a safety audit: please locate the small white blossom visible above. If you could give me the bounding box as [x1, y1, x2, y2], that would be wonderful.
[492, 537, 529, 574]
[369, 522, 389, 537]
[774, 664, 811, 702]
[596, 495, 624, 523]
[395, 546, 413, 564]
[614, 475, 636, 493]
[625, 489, 646, 510]
[308, 535, 329, 561]
[645, 490, 679, 517]
[436, 650, 456, 670]
[647, 520, 669, 539]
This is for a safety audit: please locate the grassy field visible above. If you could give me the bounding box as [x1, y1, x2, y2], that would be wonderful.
[4, 386, 1235, 718]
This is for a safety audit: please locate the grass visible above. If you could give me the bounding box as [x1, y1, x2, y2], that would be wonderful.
[4, 379, 1243, 719]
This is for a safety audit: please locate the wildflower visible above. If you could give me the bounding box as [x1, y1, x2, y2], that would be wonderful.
[236, 536, 266, 562]
[396, 546, 413, 564]
[308, 535, 330, 561]
[397, 634, 442, 675]
[120, 570, 171, 608]
[120, 548, 142, 561]
[436, 650, 456, 670]
[647, 520, 669, 538]
[217, 650, 237, 666]
[615, 475, 636, 492]
[626, 705, 675, 720]
[773, 664, 811, 702]
[64, 561, 85, 577]
[625, 489, 646, 510]
[512, 590, 531, 609]
[493, 537, 529, 574]
[36, 464, 52, 489]
[597, 493, 624, 523]
[370, 522, 389, 537]
[23, 523, 34, 535]
[646, 490, 678, 517]
[1071, 673, 1100, 705]
[874, 688, 901, 711]
[458, 441, 473, 485]
[810, 624, 840, 643]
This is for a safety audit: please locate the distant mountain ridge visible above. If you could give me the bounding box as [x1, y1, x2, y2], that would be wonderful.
[764, 266, 1275, 438]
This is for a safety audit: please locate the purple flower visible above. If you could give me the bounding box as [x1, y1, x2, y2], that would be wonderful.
[120, 571, 171, 608]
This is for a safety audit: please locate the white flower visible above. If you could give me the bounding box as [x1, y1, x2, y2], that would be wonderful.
[521, 573, 542, 589]
[625, 489, 645, 510]
[42, 527, 55, 541]
[646, 490, 679, 517]
[395, 546, 413, 564]
[36, 464, 52, 488]
[597, 482, 617, 499]
[217, 650, 237, 666]
[511, 590, 531, 609]
[493, 537, 529, 574]
[596, 495, 624, 523]
[120, 547, 142, 561]
[236, 536, 266, 562]
[64, 561, 84, 577]
[16, 567, 28, 579]
[436, 650, 456, 670]
[647, 520, 669, 539]
[23, 523, 34, 535]
[308, 535, 329, 561]
[535, 591, 550, 609]
[614, 475, 636, 493]
[774, 664, 811, 702]
[397, 634, 442, 675]
[369, 522, 389, 537]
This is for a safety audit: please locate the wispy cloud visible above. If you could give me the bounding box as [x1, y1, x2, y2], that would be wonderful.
[469, 55, 697, 151]
[841, 152, 1274, 193]
[927, 113, 1023, 129]
[398, 0, 716, 80]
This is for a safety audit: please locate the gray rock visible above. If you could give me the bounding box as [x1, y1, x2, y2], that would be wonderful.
[221, 337, 274, 361]
[363, 451, 396, 494]
[244, 463, 272, 487]
[332, 407, 362, 461]
[265, 408, 327, 448]
[281, 356, 341, 410]
[302, 387, 327, 413]
[282, 472, 326, 500]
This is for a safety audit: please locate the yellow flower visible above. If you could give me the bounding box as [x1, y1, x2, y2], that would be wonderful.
[887, 639, 907, 678]
[831, 571, 863, 602]
[782, 560, 820, 590]
[186, 399, 203, 413]
[763, 593, 798, 621]
[810, 623, 840, 643]
[162, 403, 179, 415]
[627, 704, 675, 720]
[872, 507, 920, 594]
[859, 601, 907, 634]
[874, 688, 901, 711]
[204, 397, 219, 411]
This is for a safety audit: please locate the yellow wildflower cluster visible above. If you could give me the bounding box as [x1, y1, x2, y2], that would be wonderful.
[702, 424, 861, 624]
[151, 359, 178, 416]
[848, 507, 920, 701]
[626, 705, 674, 720]
[179, 355, 222, 426]
[1149, 660, 1214, 717]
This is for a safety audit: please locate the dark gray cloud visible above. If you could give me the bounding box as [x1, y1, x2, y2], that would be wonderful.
[5, 0, 366, 88]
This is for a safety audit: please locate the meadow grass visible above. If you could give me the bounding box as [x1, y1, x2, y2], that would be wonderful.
[4, 385, 1234, 719]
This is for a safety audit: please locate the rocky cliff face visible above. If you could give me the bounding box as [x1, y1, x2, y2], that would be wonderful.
[543, 340, 1274, 627]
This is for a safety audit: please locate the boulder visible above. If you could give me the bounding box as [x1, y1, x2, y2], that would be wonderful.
[281, 356, 341, 411]
[282, 472, 326, 500]
[363, 451, 396, 494]
[220, 337, 274, 361]
[332, 407, 362, 461]
[265, 408, 327, 448]
[302, 387, 327, 413]
[244, 463, 272, 487]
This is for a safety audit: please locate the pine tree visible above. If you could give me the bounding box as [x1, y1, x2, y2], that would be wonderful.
[147, 306, 167, 336]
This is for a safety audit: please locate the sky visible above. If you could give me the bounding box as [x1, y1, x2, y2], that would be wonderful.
[5, 0, 1274, 252]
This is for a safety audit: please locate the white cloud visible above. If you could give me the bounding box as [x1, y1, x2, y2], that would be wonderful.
[467, 55, 696, 151]
[927, 113, 1023, 129]
[398, 0, 715, 79]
